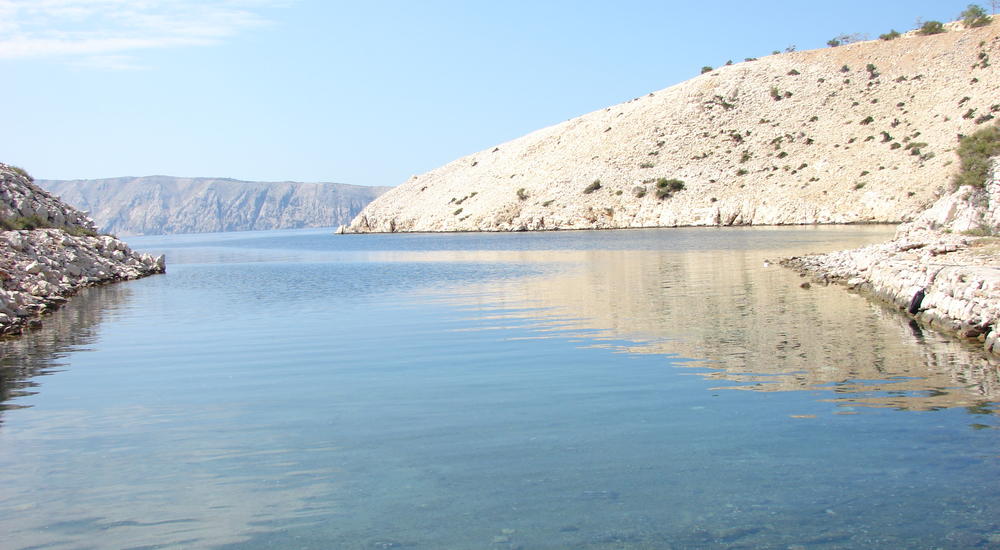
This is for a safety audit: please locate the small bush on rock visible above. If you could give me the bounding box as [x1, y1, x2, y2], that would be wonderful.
[583, 180, 602, 194]
[961, 4, 992, 28]
[917, 20, 945, 35]
[953, 123, 1000, 188]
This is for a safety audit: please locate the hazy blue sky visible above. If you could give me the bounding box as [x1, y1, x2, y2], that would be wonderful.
[0, 0, 990, 186]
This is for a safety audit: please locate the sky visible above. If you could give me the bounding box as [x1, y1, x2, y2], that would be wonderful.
[0, 0, 993, 187]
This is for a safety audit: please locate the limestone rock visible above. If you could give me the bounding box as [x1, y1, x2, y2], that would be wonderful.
[348, 19, 1000, 233]
[1, 163, 165, 336]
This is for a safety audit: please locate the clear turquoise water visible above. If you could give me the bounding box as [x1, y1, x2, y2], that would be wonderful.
[1, 226, 998, 549]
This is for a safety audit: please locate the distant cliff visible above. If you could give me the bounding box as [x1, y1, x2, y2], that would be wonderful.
[38, 176, 390, 235]
[349, 20, 1000, 232]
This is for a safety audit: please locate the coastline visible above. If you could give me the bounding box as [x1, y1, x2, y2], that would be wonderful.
[782, 160, 1000, 357]
[1, 165, 165, 337]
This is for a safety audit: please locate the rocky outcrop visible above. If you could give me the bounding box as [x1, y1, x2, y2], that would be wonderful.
[39, 176, 389, 235]
[1, 164, 164, 336]
[783, 158, 1000, 355]
[349, 20, 1000, 233]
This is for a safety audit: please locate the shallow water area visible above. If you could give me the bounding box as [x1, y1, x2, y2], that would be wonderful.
[1, 225, 998, 549]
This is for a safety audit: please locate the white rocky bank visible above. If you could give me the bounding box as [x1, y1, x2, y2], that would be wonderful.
[783, 159, 1000, 355]
[0, 164, 164, 336]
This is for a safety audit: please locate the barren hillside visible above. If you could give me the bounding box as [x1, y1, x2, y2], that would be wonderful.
[349, 20, 1000, 233]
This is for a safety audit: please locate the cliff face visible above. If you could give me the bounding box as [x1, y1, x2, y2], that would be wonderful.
[349, 20, 1000, 233]
[39, 176, 389, 236]
[0, 164, 164, 336]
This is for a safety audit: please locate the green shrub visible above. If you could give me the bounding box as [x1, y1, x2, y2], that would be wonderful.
[653, 178, 685, 199]
[840, 64, 850, 72]
[917, 21, 945, 35]
[542, 199, 555, 207]
[961, 4, 992, 28]
[0, 215, 48, 230]
[583, 180, 602, 194]
[854, 182, 866, 190]
[879, 30, 901, 40]
[639, 161, 654, 168]
[860, 116, 874, 125]
[953, 123, 1000, 188]
[633, 186, 647, 198]
[736, 168, 749, 176]
[787, 69, 800, 75]
[701, 66, 713, 74]
[453, 208, 463, 216]
[516, 188, 528, 200]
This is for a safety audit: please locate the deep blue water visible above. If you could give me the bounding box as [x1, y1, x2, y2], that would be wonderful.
[1, 226, 998, 549]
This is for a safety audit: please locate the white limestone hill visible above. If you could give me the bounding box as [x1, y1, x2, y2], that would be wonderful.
[349, 20, 1000, 233]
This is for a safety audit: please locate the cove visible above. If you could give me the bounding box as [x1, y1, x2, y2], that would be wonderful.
[0, 225, 998, 549]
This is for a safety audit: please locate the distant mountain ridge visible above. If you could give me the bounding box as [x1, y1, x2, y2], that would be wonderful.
[38, 176, 390, 235]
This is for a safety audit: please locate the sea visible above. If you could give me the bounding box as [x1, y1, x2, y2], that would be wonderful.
[1, 226, 998, 549]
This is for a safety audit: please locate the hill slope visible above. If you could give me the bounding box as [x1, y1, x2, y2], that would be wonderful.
[349, 20, 1000, 233]
[40, 176, 389, 236]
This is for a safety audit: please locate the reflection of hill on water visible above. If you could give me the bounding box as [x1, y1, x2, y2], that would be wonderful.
[0, 285, 133, 420]
[424, 247, 1000, 413]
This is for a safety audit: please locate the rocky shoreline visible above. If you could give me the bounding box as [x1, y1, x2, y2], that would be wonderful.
[782, 160, 1000, 356]
[1, 164, 165, 336]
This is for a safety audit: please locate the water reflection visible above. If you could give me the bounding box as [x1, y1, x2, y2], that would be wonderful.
[0, 285, 132, 421]
[418, 245, 1000, 412]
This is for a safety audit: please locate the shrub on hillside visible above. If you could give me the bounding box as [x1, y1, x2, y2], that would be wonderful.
[917, 21, 946, 35]
[654, 178, 685, 199]
[879, 29, 901, 40]
[583, 180, 602, 194]
[701, 66, 713, 74]
[960, 4, 992, 28]
[953, 123, 1000, 188]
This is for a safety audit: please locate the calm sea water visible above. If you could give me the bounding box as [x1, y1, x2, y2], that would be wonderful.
[1, 226, 998, 550]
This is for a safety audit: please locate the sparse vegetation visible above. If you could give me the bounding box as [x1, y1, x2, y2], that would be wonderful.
[452, 208, 463, 216]
[879, 30, 901, 40]
[860, 115, 875, 125]
[960, 4, 992, 28]
[639, 161, 654, 168]
[701, 66, 713, 74]
[917, 20, 945, 35]
[516, 188, 528, 201]
[583, 180, 602, 194]
[8, 166, 33, 182]
[654, 178, 685, 199]
[952, 123, 1000, 188]
[633, 186, 647, 198]
[542, 199, 555, 207]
